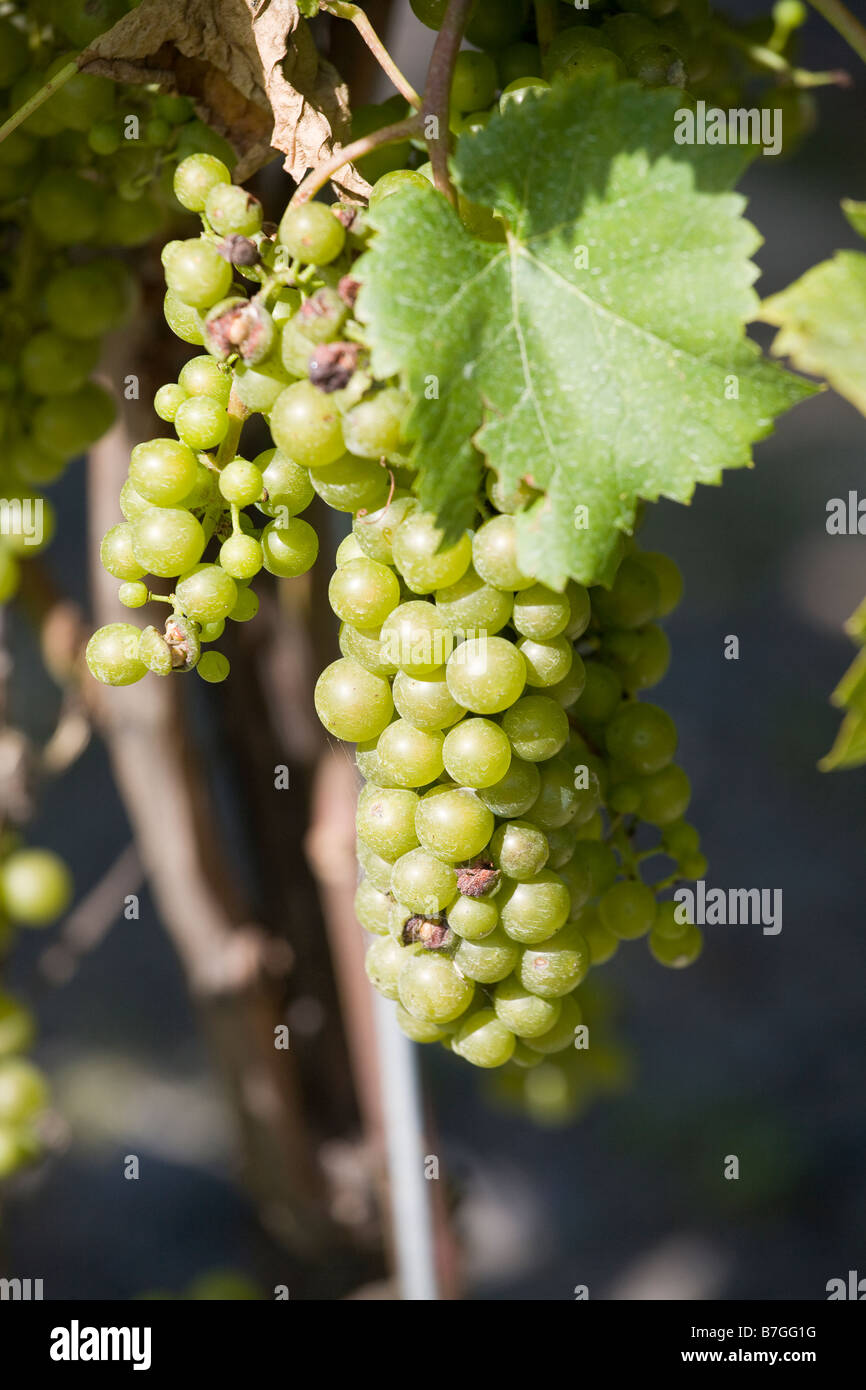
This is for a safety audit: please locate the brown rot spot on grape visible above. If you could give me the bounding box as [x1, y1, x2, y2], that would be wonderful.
[456, 861, 500, 898]
[309, 342, 362, 393]
[217, 235, 261, 267]
[403, 914, 453, 950]
[164, 616, 200, 671]
[338, 275, 361, 308]
[206, 300, 270, 362]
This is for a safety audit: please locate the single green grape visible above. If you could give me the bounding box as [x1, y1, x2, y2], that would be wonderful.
[446, 635, 526, 715]
[356, 784, 420, 859]
[390, 848, 455, 915]
[446, 893, 499, 941]
[86, 623, 147, 686]
[219, 458, 263, 507]
[472, 515, 533, 590]
[153, 384, 188, 423]
[352, 495, 417, 565]
[380, 600, 454, 677]
[173, 153, 232, 213]
[309, 456, 389, 514]
[260, 516, 319, 578]
[501, 694, 568, 762]
[328, 557, 401, 629]
[572, 661, 622, 723]
[205, 183, 263, 237]
[592, 555, 661, 629]
[129, 438, 199, 507]
[342, 389, 407, 460]
[20, 330, 99, 397]
[512, 584, 571, 640]
[397, 952, 475, 1024]
[376, 720, 445, 789]
[219, 534, 263, 581]
[164, 239, 233, 310]
[0, 850, 72, 926]
[498, 871, 571, 944]
[197, 652, 231, 683]
[453, 1009, 516, 1068]
[392, 511, 472, 594]
[435, 566, 513, 637]
[599, 880, 657, 941]
[451, 50, 498, 114]
[270, 381, 345, 468]
[256, 449, 314, 518]
[492, 976, 562, 1039]
[174, 396, 230, 451]
[366, 935, 413, 1000]
[392, 669, 464, 732]
[517, 923, 590, 998]
[118, 581, 149, 609]
[339, 623, 399, 679]
[605, 701, 677, 775]
[132, 508, 206, 578]
[178, 356, 232, 405]
[176, 563, 238, 623]
[490, 820, 549, 882]
[639, 551, 683, 616]
[476, 757, 541, 819]
[314, 657, 394, 743]
[354, 876, 393, 935]
[415, 786, 494, 863]
[278, 202, 346, 265]
[101, 523, 147, 582]
[648, 923, 703, 968]
[517, 634, 573, 688]
[524, 994, 583, 1055]
[442, 718, 511, 789]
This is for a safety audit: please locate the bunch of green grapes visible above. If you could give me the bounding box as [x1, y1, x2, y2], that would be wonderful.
[0, 2, 237, 605]
[0, 842, 71, 1178]
[84, 129, 708, 1077]
[404, 0, 815, 154]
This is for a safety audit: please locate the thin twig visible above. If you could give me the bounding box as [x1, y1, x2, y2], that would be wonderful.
[323, 3, 421, 107]
[714, 19, 851, 86]
[807, 0, 866, 65]
[0, 59, 79, 144]
[422, 0, 475, 207]
[291, 115, 422, 205]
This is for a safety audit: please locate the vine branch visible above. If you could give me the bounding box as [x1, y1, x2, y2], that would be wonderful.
[322, 3, 421, 107]
[0, 58, 79, 144]
[421, 0, 474, 207]
[807, 0, 866, 65]
[292, 115, 422, 205]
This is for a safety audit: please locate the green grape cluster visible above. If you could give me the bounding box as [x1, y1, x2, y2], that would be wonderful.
[328, 490, 705, 1073]
[0, 1, 236, 606]
[0, 842, 71, 1178]
[406, 0, 814, 158]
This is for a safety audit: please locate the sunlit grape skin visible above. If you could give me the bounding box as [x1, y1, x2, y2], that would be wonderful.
[315, 658, 393, 744]
[446, 636, 526, 715]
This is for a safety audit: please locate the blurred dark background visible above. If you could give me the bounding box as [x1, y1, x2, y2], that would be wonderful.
[3, 1, 866, 1300]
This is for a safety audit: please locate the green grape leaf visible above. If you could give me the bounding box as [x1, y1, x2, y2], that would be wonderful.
[842, 199, 866, 240]
[357, 78, 814, 589]
[762, 251, 866, 418]
[820, 702, 866, 771]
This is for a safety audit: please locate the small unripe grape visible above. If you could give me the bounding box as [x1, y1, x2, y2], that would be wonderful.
[205, 182, 263, 237]
[229, 588, 259, 623]
[219, 534, 263, 580]
[1, 849, 72, 925]
[197, 652, 231, 683]
[453, 1009, 516, 1068]
[118, 581, 149, 608]
[173, 153, 232, 213]
[86, 622, 147, 686]
[261, 516, 319, 577]
[278, 201, 346, 265]
[219, 458, 263, 506]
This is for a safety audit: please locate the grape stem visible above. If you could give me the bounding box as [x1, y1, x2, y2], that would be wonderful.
[807, 0, 866, 65]
[534, 0, 558, 55]
[0, 58, 80, 145]
[422, 0, 475, 208]
[291, 114, 423, 205]
[216, 387, 248, 468]
[322, 3, 422, 107]
[713, 20, 851, 86]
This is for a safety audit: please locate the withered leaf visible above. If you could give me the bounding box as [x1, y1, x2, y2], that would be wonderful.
[80, 0, 369, 192]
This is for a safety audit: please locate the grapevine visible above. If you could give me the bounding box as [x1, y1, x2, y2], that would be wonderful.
[0, 0, 862, 1241]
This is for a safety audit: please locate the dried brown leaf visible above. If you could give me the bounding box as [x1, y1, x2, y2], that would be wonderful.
[80, 0, 369, 192]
